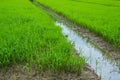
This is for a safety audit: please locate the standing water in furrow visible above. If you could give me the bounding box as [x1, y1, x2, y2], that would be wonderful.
[55, 21, 120, 80]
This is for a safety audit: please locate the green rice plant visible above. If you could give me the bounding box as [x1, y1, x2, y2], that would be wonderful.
[13, 74, 16, 80]
[0, 0, 85, 74]
[37, 0, 120, 48]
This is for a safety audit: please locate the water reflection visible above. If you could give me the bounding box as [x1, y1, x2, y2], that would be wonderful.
[55, 21, 120, 80]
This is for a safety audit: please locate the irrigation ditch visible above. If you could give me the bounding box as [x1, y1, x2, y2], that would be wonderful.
[31, 1, 120, 80]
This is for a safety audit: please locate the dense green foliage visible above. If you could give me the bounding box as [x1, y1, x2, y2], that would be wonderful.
[37, 0, 120, 48]
[0, 0, 85, 73]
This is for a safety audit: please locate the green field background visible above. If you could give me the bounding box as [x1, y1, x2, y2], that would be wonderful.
[37, 0, 120, 48]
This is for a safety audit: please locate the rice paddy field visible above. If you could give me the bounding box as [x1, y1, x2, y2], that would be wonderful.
[0, 0, 85, 74]
[37, 0, 120, 48]
[1, 0, 120, 79]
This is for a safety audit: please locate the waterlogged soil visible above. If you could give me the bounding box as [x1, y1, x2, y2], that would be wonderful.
[32, 1, 120, 65]
[0, 64, 99, 80]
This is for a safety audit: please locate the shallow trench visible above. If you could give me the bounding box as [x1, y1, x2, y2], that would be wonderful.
[55, 21, 120, 80]
[32, 1, 120, 80]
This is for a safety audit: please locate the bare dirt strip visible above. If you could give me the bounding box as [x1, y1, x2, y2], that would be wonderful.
[0, 64, 99, 80]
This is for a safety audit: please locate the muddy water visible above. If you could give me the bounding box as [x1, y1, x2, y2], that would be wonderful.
[55, 21, 120, 80]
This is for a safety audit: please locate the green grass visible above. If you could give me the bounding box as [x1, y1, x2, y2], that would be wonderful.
[72, 0, 120, 7]
[37, 0, 120, 48]
[0, 0, 85, 73]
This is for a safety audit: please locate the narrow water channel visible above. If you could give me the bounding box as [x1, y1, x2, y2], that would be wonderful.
[55, 21, 120, 80]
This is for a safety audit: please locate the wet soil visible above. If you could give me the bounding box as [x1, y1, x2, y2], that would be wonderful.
[0, 64, 99, 80]
[32, 1, 120, 66]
